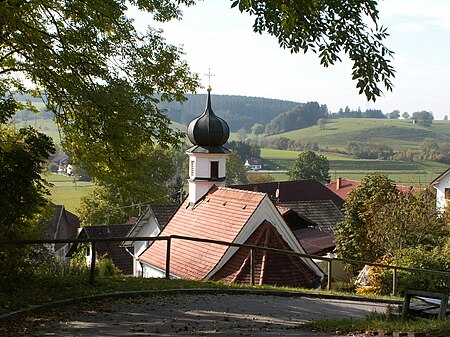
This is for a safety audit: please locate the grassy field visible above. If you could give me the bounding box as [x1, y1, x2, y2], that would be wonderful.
[270, 118, 450, 151]
[46, 174, 95, 214]
[260, 148, 448, 186]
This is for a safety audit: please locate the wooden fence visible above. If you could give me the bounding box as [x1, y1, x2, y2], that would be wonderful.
[1, 235, 449, 294]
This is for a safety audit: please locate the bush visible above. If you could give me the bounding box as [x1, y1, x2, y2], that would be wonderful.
[97, 257, 121, 277]
[379, 244, 450, 295]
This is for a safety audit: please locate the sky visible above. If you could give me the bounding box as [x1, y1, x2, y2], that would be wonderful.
[130, 0, 450, 120]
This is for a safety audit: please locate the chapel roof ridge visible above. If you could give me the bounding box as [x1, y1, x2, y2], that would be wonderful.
[216, 185, 268, 197]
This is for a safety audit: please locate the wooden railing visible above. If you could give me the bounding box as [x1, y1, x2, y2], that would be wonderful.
[1, 235, 449, 294]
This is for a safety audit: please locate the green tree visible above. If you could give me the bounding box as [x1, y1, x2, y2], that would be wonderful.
[386, 110, 400, 119]
[1, 0, 199, 186]
[233, 0, 394, 101]
[402, 112, 410, 120]
[317, 118, 326, 130]
[0, 124, 55, 279]
[227, 141, 260, 160]
[368, 190, 449, 258]
[444, 115, 448, 121]
[251, 123, 265, 136]
[418, 138, 443, 162]
[412, 111, 434, 127]
[335, 173, 398, 269]
[77, 146, 176, 226]
[226, 150, 248, 185]
[288, 151, 330, 183]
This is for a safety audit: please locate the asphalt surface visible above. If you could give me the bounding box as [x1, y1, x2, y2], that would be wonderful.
[5, 293, 396, 336]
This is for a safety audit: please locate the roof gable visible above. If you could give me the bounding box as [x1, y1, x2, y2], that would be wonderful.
[431, 167, 450, 185]
[123, 204, 179, 246]
[211, 220, 322, 288]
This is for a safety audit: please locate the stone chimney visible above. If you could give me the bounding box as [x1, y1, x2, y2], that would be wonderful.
[336, 177, 342, 190]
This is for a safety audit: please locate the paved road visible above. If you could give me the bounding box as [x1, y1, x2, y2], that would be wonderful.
[7, 293, 395, 336]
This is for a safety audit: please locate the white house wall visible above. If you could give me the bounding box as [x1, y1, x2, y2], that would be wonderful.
[187, 153, 227, 179]
[435, 177, 450, 212]
[132, 217, 161, 276]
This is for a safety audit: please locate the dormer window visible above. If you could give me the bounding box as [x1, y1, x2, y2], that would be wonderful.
[211, 161, 219, 179]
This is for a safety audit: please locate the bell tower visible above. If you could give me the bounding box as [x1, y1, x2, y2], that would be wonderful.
[186, 87, 230, 204]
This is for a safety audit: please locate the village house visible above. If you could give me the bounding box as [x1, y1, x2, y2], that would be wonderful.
[431, 167, 450, 212]
[67, 220, 137, 275]
[122, 204, 178, 276]
[43, 204, 80, 257]
[244, 158, 263, 171]
[135, 88, 325, 288]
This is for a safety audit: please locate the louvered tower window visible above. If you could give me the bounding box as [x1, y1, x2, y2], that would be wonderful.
[211, 161, 219, 179]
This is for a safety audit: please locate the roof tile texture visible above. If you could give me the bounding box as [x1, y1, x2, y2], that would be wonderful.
[139, 187, 265, 280]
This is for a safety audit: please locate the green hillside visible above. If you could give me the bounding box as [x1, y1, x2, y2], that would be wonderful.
[275, 118, 450, 151]
[260, 148, 448, 186]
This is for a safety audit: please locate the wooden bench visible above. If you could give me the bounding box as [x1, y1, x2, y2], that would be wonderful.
[401, 289, 449, 320]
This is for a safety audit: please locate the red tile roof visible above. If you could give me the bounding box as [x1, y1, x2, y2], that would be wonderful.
[326, 178, 421, 199]
[211, 221, 322, 288]
[325, 179, 360, 199]
[139, 186, 266, 280]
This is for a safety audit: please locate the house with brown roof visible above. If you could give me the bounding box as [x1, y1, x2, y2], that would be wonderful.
[67, 223, 135, 275]
[43, 204, 80, 257]
[136, 88, 324, 288]
[232, 179, 346, 209]
[431, 167, 450, 212]
[122, 204, 178, 276]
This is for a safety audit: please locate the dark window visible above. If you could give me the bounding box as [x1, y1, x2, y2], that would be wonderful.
[211, 161, 219, 179]
[445, 188, 450, 199]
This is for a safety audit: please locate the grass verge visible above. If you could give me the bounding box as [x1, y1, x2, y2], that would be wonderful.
[299, 312, 449, 336]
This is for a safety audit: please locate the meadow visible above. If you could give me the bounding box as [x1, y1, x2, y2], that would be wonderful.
[46, 174, 95, 214]
[260, 148, 448, 186]
[273, 118, 450, 152]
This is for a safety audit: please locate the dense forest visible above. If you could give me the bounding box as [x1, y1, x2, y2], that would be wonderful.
[158, 94, 298, 132]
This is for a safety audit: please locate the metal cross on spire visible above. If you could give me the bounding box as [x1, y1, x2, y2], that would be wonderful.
[204, 68, 215, 89]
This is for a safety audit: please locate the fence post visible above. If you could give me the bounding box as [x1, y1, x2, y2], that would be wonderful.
[165, 237, 171, 279]
[327, 258, 333, 290]
[90, 242, 96, 284]
[250, 248, 255, 286]
[392, 267, 398, 295]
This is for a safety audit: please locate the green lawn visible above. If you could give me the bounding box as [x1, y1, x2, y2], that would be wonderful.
[45, 174, 95, 214]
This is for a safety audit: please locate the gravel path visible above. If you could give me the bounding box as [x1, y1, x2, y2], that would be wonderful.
[1, 293, 395, 336]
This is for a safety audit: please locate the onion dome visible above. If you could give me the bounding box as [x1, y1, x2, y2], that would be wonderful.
[187, 87, 229, 146]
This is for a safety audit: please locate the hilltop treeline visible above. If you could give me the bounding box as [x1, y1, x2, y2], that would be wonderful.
[159, 94, 298, 132]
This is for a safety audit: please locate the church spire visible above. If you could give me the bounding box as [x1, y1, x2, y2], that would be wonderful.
[187, 86, 229, 148]
[186, 87, 230, 204]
